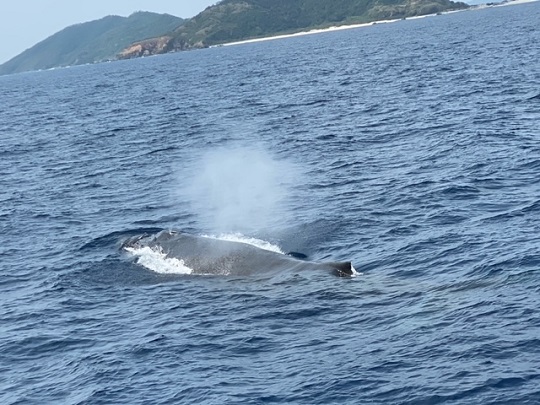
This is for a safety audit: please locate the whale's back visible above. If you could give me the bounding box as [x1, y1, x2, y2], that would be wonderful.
[124, 230, 357, 277]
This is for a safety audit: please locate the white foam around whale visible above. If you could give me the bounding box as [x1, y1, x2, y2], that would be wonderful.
[125, 246, 194, 275]
[201, 233, 285, 254]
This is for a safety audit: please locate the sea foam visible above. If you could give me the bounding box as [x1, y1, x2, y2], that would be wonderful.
[124, 246, 193, 275]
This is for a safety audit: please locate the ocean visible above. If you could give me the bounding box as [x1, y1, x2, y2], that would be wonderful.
[1, 3, 539, 404]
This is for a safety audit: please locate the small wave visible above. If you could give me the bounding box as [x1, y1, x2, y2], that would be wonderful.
[124, 246, 193, 275]
[201, 233, 285, 254]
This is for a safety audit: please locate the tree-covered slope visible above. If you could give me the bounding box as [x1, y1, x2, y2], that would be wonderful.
[2, 0, 470, 73]
[168, 0, 469, 48]
[0, 12, 184, 75]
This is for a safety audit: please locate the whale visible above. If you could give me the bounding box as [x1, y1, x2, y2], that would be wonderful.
[123, 230, 356, 277]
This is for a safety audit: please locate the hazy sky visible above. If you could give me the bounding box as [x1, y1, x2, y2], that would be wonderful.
[0, 0, 218, 64]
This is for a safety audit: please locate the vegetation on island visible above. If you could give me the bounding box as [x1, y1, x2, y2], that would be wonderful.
[0, 12, 183, 75]
[168, 0, 469, 48]
[0, 0, 469, 75]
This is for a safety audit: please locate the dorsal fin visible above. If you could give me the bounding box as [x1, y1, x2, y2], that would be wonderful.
[329, 261, 354, 277]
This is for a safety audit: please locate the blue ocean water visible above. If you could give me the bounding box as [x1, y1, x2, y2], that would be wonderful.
[1, 3, 540, 403]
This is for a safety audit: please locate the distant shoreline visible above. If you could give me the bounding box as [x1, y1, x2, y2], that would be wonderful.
[4, 0, 537, 76]
[219, 0, 538, 48]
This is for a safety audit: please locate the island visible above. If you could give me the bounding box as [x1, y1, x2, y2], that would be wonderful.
[117, 0, 470, 59]
[0, 0, 470, 76]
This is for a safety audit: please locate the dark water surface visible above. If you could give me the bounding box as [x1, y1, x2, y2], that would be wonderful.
[2, 3, 540, 404]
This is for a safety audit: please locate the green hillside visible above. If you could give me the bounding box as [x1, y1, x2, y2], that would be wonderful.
[1, 0, 470, 74]
[166, 0, 469, 49]
[0, 12, 184, 75]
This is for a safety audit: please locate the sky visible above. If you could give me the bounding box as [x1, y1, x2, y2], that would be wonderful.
[0, 0, 218, 64]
